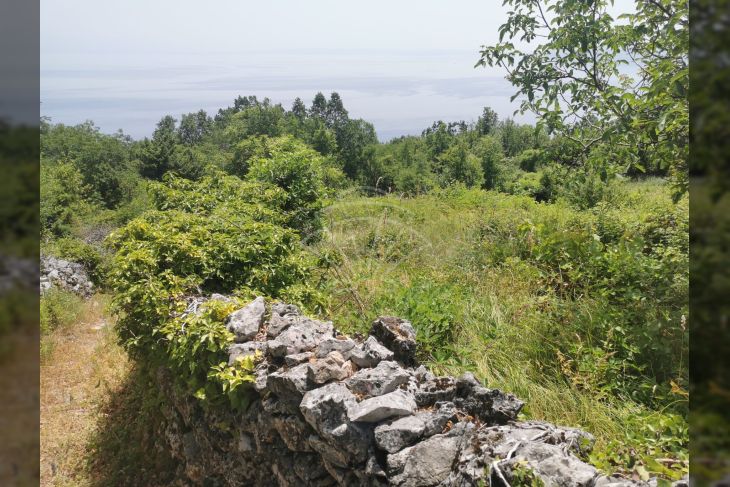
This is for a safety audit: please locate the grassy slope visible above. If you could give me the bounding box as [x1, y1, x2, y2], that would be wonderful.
[313, 179, 688, 479]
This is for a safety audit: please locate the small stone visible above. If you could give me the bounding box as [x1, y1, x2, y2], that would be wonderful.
[370, 316, 418, 366]
[349, 336, 394, 368]
[307, 352, 354, 384]
[348, 389, 417, 423]
[315, 337, 356, 358]
[268, 319, 335, 357]
[285, 351, 314, 367]
[226, 296, 266, 343]
[345, 360, 411, 397]
[374, 415, 426, 453]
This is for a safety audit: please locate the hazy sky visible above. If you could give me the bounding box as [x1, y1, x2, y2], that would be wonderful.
[40, 0, 634, 141]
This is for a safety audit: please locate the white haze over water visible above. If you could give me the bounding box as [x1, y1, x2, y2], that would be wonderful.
[40, 0, 634, 141]
[41, 49, 526, 141]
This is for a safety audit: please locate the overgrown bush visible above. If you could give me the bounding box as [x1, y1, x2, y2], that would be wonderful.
[108, 169, 326, 410]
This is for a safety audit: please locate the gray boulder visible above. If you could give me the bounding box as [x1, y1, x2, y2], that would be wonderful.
[350, 336, 394, 368]
[225, 297, 265, 343]
[348, 389, 417, 423]
[345, 360, 411, 398]
[371, 316, 418, 366]
[268, 318, 335, 357]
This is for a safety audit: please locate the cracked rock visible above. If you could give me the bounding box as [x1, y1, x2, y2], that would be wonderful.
[371, 316, 418, 366]
[345, 360, 411, 398]
[349, 336, 394, 368]
[226, 296, 266, 343]
[268, 318, 335, 357]
[348, 389, 417, 423]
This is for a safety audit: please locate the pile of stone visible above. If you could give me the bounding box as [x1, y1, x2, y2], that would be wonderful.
[155, 297, 687, 486]
[40, 256, 93, 297]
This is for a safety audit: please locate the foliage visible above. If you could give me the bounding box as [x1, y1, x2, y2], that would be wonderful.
[477, 0, 688, 197]
[245, 136, 342, 238]
[316, 182, 687, 479]
[108, 169, 325, 409]
[41, 120, 133, 208]
[40, 287, 85, 336]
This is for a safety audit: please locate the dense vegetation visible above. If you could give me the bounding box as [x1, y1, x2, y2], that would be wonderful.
[39, 0, 689, 481]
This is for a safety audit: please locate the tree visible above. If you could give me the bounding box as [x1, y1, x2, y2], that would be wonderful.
[437, 143, 484, 188]
[139, 115, 179, 180]
[40, 121, 131, 208]
[179, 110, 212, 145]
[422, 121, 455, 159]
[335, 119, 378, 181]
[224, 100, 285, 142]
[473, 135, 504, 189]
[291, 97, 307, 121]
[326, 92, 349, 129]
[310, 92, 328, 120]
[477, 0, 688, 197]
[475, 106, 499, 135]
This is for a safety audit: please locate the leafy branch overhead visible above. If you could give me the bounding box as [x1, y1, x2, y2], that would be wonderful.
[477, 0, 688, 197]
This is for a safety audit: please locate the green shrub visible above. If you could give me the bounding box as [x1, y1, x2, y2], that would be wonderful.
[40, 287, 84, 335]
[51, 237, 106, 286]
[108, 170, 326, 409]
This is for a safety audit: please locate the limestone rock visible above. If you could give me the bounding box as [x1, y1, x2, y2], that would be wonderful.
[315, 337, 356, 359]
[268, 302, 301, 338]
[348, 389, 417, 423]
[268, 318, 335, 357]
[225, 296, 265, 343]
[371, 316, 418, 366]
[387, 423, 472, 486]
[374, 415, 425, 453]
[345, 360, 411, 398]
[267, 363, 311, 404]
[307, 352, 354, 384]
[349, 336, 394, 368]
[285, 351, 314, 367]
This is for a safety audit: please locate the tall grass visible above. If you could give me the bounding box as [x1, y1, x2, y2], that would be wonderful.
[311, 179, 688, 479]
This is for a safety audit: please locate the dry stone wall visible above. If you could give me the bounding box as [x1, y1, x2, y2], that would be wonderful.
[39, 256, 93, 297]
[155, 297, 687, 486]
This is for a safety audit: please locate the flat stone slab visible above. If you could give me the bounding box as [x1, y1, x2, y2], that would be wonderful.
[348, 389, 417, 423]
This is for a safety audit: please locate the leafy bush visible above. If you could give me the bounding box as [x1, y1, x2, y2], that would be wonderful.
[245, 136, 341, 239]
[50, 237, 107, 286]
[108, 170, 326, 409]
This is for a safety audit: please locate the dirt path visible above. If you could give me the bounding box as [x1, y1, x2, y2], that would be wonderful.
[40, 297, 129, 487]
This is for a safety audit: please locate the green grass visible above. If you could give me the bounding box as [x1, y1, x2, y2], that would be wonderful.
[311, 178, 688, 479]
